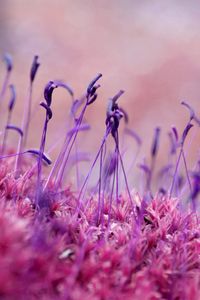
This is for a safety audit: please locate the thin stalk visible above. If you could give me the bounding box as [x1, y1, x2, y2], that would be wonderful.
[23, 83, 33, 147]
[0, 72, 10, 103]
[118, 148, 135, 215]
[43, 133, 72, 190]
[115, 147, 119, 203]
[170, 148, 182, 197]
[181, 149, 192, 195]
[15, 83, 33, 175]
[96, 145, 104, 225]
[54, 129, 81, 189]
[54, 103, 88, 190]
[75, 129, 110, 213]
[147, 155, 156, 191]
[127, 147, 140, 175]
[0, 150, 27, 160]
[115, 132, 119, 203]
[74, 138, 80, 189]
[108, 163, 116, 225]
[35, 115, 48, 206]
[102, 153, 115, 196]
[1, 111, 11, 154]
[43, 103, 87, 191]
[92, 141, 108, 195]
[14, 135, 23, 176]
[42, 105, 75, 189]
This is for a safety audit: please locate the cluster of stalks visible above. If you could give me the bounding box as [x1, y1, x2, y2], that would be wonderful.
[1, 54, 199, 213]
[0, 54, 199, 300]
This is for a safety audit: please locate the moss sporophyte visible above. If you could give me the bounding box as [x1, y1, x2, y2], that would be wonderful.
[0, 54, 199, 300]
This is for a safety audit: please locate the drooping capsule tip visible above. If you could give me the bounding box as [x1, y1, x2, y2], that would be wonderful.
[87, 73, 102, 95]
[151, 127, 161, 157]
[30, 55, 40, 83]
[3, 53, 13, 72]
[40, 101, 53, 120]
[8, 84, 16, 112]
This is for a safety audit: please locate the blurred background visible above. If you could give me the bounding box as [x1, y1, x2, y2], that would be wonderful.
[1, 0, 200, 187]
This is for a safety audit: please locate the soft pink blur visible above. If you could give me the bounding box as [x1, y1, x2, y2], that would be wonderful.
[1, 0, 200, 180]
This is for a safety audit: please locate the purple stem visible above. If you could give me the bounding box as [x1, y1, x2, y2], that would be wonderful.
[98, 148, 116, 225]
[14, 83, 33, 175]
[54, 103, 88, 190]
[96, 145, 104, 225]
[43, 103, 87, 191]
[108, 162, 116, 224]
[0, 150, 27, 160]
[115, 134, 119, 203]
[76, 129, 110, 213]
[0, 72, 10, 103]
[170, 148, 182, 197]
[147, 155, 156, 191]
[35, 115, 49, 206]
[43, 132, 72, 191]
[14, 132, 23, 176]
[118, 148, 135, 215]
[181, 149, 192, 195]
[1, 111, 11, 154]
[23, 83, 33, 147]
[74, 139, 80, 189]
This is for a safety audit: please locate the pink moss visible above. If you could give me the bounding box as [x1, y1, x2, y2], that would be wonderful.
[0, 158, 199, 299]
